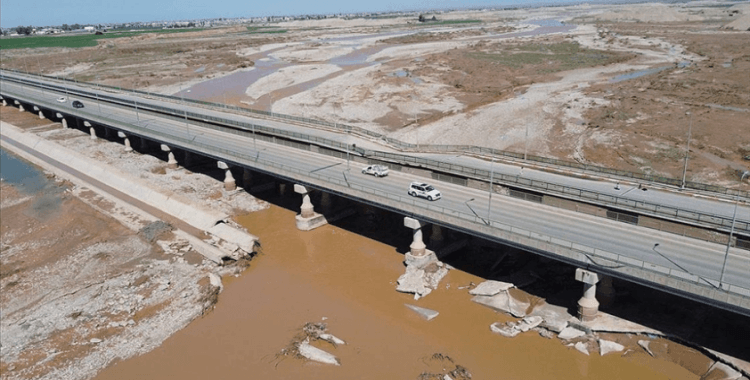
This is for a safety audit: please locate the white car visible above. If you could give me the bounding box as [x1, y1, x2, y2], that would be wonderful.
[362, 165, 389, 177]
[56, 96, 67, 103]
[408, 182, 442, 201]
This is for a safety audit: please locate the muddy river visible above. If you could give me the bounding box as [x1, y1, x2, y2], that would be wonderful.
[93, 205, 698, 379]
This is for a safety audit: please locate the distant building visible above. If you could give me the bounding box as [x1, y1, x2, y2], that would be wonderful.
[84, 26, 95, 32]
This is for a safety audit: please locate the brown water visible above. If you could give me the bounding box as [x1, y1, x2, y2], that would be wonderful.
[94, 205, 698, 379]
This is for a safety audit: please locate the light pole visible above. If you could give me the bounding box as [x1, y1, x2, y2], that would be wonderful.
[178, 76, 190, 139]
[720, 170, 750, 289]
[36, 56, 45, 97]
[346, 143, 356, 170]
[681, 111, 692, 189]
[95, 75, 102, 115]
[133, 80, 140, 122]
[524, 123, 529, 161]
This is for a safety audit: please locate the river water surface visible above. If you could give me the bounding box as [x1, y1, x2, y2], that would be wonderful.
[94, 206, 698, 379]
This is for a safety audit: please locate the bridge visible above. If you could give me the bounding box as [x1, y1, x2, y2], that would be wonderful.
[1, 69, 749, 319]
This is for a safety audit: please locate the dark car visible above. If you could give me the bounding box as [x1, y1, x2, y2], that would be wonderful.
[72, 100, 84, 108]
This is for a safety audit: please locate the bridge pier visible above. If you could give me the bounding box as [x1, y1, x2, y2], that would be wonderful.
[405, 217, 427, 257]
[84, 121, 96, 140]
[2, 98, 6, 106]
[117, 131, 133, 152]
[575, 268, 600, 322]
[217, 161, 236, 191]
[294, 184, 327, 231]
[18, 103, 24, 112]
[56, 113, 67, 128]
[161, 144, 178, 169]
[398, 217, 448, 299]
[34, 106, 44, 119]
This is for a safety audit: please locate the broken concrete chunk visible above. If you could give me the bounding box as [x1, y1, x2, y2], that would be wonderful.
[89, 338, 102, 344]
[598, 339, 625, 356]
[469, 280, 514, 296]
[638, 340, 655, 357]
[208, 273, 223, 292]
[701, 361, 742, 380]
[558, 326, 586, 340]
[529, 303, 570, 333]
[406, 304, 440, 321]
[575, 341, 589, 355]
[298, 339, 340, 366]
[472, 291, 529, 318]
[517, 316, 543, 332]
[491, 321, 521, 337]
[319, 333, 346, 345]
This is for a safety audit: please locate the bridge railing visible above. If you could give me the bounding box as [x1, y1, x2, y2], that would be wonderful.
[3, 68, 748, 200]
[3, 77, 747, 236]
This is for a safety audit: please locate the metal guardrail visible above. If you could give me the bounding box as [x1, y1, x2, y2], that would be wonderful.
[2, 72, 748, 236]
[3, 68, 748, 200]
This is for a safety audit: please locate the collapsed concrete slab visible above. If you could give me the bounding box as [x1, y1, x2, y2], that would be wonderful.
[298, 338, 340, 366]
[574, 341, 590, 355]
[701, 361, 743, 380]
[599, 339, 625, 356]
[490, 315, 543, 337]
[471, 290, 530, 318]
[638, 340, 655, 357]
[558, 326, 586, 340]
[406, 304, 440, 321]
[469, 280, 514, 296]
[529, 302, 570, 333]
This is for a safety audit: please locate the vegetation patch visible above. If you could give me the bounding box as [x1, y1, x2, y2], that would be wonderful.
[468, 41, 633, 72]
[0, 28, 205, 50]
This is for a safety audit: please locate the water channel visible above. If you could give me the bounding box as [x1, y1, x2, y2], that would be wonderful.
[93, 204, 699, 379]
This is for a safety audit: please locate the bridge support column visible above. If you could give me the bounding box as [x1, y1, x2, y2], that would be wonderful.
[18, 104, 24, 112]
[294, 184, 327, 231]
[398, 217, 447, 299]
[34, 106, 44, 119]
[243, 169, 253, 190]
[161, 144, 178, 169]
[217, 161, 236, 191]
[404, 217, 427, 257]
[2, 99, 6, 106]
[575, 268, 600, 322]
[597, 275, 615, 308]
[56, 113, 68, 129]
[117, 131, 133, 152]
[84, 121, 96, 140]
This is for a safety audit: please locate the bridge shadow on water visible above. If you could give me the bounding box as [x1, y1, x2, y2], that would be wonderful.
[244, 188, 750, 363]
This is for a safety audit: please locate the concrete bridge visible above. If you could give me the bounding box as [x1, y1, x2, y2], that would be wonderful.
[2, 70, 749, 320]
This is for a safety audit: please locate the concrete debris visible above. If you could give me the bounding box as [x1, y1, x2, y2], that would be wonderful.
[558, 326, 587, 340]
[490, 316, 543, 338]
[638, 340, 655, 357]
[396, 252, 449, 300]
[469, 280, 514, 296]
[575, 341, 590, 355]
[701, 361, 742, 380]
[298, 338, 340, 366]
[598, 339, 625, 356]
[406, 304, 440, 321]
[529, 302, 570, 333]
[89, 338, 102, 344]
[471, 290, 530, 318]
[319, 333, 346, 346]
[208, 273, 223, 293]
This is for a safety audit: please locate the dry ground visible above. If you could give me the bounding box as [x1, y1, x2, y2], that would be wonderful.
[0, 109, 258, 380]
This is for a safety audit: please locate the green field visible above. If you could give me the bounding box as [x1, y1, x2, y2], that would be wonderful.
[0, 28, 205, 50]
[414, 19, 482, 26]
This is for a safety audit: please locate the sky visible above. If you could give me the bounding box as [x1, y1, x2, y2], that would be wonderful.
[1, 0, 582, 28]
